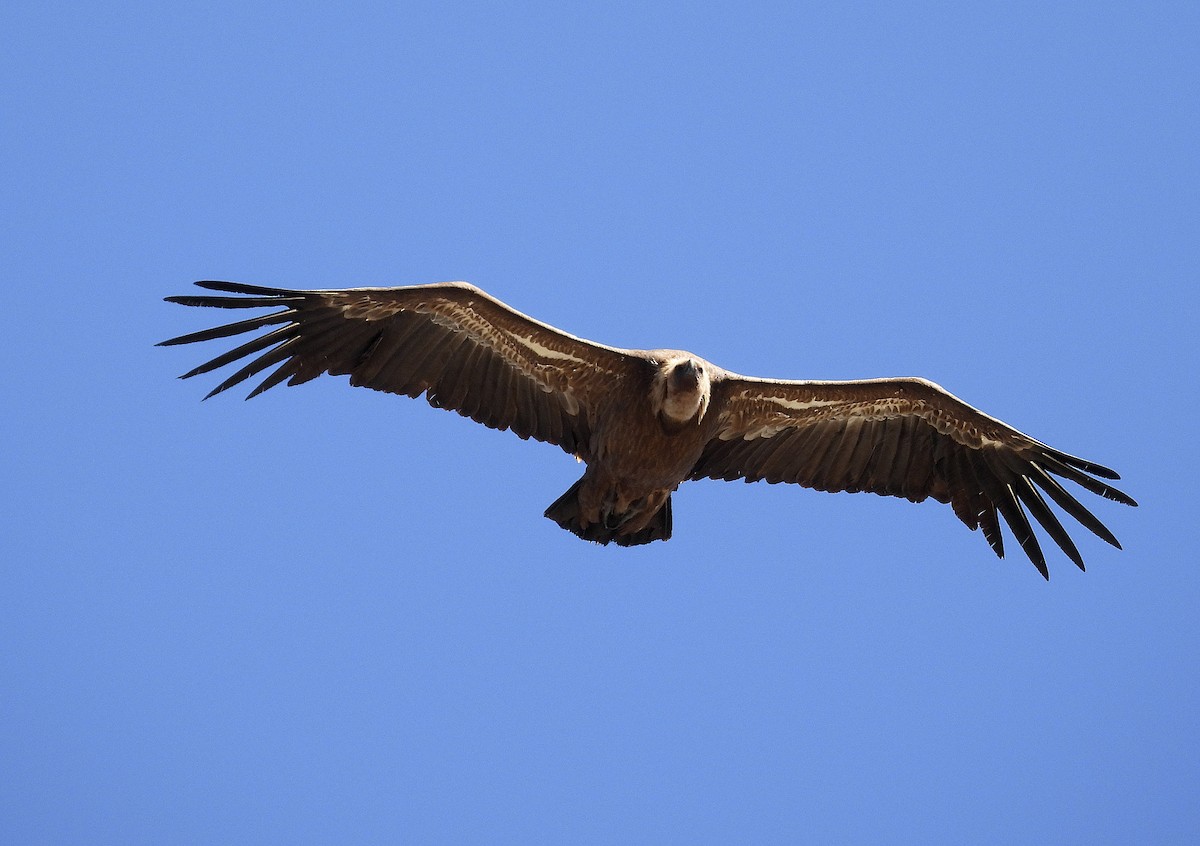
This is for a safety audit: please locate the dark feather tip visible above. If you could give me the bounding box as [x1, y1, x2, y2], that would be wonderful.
[194, 280, 296, 296]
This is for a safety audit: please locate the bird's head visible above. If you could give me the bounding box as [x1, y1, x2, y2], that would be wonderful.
[654, 355, 711, 426]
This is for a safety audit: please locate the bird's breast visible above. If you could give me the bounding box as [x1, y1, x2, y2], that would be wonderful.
[590, 401, 714, 490]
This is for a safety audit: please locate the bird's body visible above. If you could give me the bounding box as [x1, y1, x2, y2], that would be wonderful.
[161, 280, 1135, 577]
[546, 351, 723, 545]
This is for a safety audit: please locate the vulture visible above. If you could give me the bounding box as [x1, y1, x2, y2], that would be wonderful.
[160, 280, 1135, 578]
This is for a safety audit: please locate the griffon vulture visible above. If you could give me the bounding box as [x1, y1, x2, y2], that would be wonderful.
[160, 281, 1135, 577]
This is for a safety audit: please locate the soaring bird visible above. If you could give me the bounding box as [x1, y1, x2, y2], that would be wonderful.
[160, 281, 1135, 577]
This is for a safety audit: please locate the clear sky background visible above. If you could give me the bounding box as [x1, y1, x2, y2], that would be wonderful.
[3, 2, 1197, 843]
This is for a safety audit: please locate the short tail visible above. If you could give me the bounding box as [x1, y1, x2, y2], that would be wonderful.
[544, 479, 673, 547]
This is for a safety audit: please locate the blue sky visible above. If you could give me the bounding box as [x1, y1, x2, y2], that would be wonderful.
[3, 1, 1197, 842]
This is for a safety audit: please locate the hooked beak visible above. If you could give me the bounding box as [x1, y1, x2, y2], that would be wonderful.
[672, 359, 700, 389]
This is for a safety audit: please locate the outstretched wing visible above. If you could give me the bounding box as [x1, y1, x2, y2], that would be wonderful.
[693, 375, 1136, 577]
[160, 280, 640, 458]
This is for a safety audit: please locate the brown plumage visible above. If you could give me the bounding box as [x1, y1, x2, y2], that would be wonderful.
[160, 280, 1136, 577]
